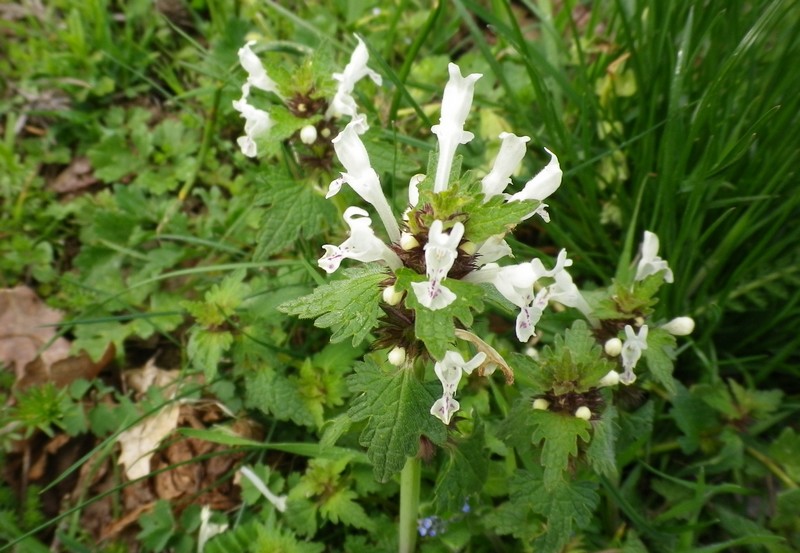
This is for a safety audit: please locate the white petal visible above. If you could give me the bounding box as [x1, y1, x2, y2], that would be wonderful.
[239, 466, 287, 512]
[232, 85, 273, 158]
[331, 120, 400, 241]
[431, 63, 482, 193]
[317, 207, 401, 272]
[411, 280, 456, 310]
[475, 235, 513, 266]
[481, 132, 530, 200]
[238, 41, 280, 95]
[508, 148, 562, 221]
[635, 230, 674, 283]
[326, 35, 382, 119]
[430, 394, 460, 425]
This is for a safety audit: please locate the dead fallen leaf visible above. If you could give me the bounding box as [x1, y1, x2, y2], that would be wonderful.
[16, 343, 116, 390]
[117, 402, 181, 481]
[0, 286, 71, 380]
[49, 156, 97, 194]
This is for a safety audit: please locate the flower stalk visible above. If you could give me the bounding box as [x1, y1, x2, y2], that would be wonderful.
[398, 455, 421, 553]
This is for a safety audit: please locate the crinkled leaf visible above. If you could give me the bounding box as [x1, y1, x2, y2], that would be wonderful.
[482, 500, 541, 541]
[320, 488, 376, 532]
[254, 175, 337, 259]
[347, 358, 447, 482]
[279, 265, 386, 346]
[511, 470, 599, 553]
[433, 419, 487, 513]
[464, 195, 537, 243]
[586, 404, 619, 478]
[186, 328, 233, 380]
[530, 410, 591, 490]
[644, 327, 677, 395]
[245, 367, 315, 428]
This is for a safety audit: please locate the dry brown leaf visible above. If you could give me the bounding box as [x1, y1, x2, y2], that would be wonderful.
[16, 343, 115, 390]
[49, 156, 97, 194]
[0, 286, 71, 380]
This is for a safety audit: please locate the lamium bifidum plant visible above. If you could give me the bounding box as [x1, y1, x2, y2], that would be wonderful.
[269, 58, 695, 552]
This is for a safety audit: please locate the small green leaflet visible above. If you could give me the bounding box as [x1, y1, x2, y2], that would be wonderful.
[530, 410, 591, 490]
[347, 358, 447, 482]
[463, 195, 537, 244]
[279, 265, 386, 346]
[245, 367, 316, 428]
[254, 175, 337, 259]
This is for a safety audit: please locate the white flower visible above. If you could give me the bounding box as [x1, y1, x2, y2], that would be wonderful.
[515, 287, 550, 342]
[326, 35, 382, 119]
[430, 351, 486, 424]
[620, 324, 648, 385]
[239, 465, 288, 512]
[238, 41, 281, 95]
[410, 220, 464, 310]
[318, 207, 402, 273]
[546, 264, 594, 321]
[481, 132, 530, 200]
[662, 316, 695, 336]
[328, 117, 400, 242]
[507, 148, 562, 222]
[430, 395, 460, 426]
[431, 63, 482, 193]
[434, 351, 487, 395]
[232, 84, 273, 158]
[198, 506, 228, 553]
[635, 230, 674, 283]
[475, 234, 513, 266]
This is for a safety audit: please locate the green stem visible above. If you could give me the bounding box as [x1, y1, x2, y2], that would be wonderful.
[398, 456, 421, 553]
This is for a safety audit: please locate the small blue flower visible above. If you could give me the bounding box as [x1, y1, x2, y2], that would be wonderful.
[461, 500, 471, 514]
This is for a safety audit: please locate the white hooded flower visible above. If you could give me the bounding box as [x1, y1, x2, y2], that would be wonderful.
[507, 148, 562, 222]
[481, 132, 530, 200]
[326, 35, 382, 119]
[328, 117, 400, 242]
[232, 83, 274, 158]
[318, 207, 402, 273]
[635, 230, 674, 283]
[546, 263, 595, 321]
[620, 324, 648, 385]
[411, 220, 464, 310]
[515, 287, 550, 342]
[430, 351, 486, 424]
[475, 234, 513, 266]
[198, 506, 228, 553]
[431, 63, 482, 193]
[237, 41, 281, 95]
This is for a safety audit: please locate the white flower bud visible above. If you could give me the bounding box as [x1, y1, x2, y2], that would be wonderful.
[533, 398, 550, 411]
[662, 316, 695, 336]
[524, 346, 540, 359]
[598, 370, 620, 387]
[459, 241, 477, 255]
[382, 285, 404, 306]
[388, 347, 406, 366]
[575, 406, 592, 420]
[299, 125, 317, 145]
[604, 337, 622, 357]
[400, 232, 420, 250]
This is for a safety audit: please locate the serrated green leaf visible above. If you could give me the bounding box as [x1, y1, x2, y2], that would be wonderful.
[394, 269, 484, 359]
[769, 428, 800, 482]
[433, 420, 488, 513]
[245, 367, 315, 428]
[530, 410, 591, 490]
[186, 328, 233, 380]
[464, 195, 537, 243]
[586, 404, 619, 478]
[347, 358, 447, 482]
[320, 488, 376, 532]
[536, 320, 615, 394]
[254, 176, 337, 259]
[644, 327, 677, 395]
[279, 265, 386, 346]
[510, 470, 599, 553]
[482, 500, 541, 541]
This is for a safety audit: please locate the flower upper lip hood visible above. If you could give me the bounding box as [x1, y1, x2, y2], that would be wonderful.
[635, 230, 674, 283]
[326, 35, 383, 120]
[431, 63, 482, 193]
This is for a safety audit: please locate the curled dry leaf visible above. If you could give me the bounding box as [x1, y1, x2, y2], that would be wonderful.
[116, 359, 182, 481]
[49, 156, 98, 195]
[0, 286, 71, 380]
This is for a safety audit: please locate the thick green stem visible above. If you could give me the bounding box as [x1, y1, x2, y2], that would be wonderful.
[398, 455, 421, 553]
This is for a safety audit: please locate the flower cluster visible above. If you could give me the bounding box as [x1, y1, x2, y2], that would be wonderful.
[319, 62, 586, 424]
[233, 35, 380, 158]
